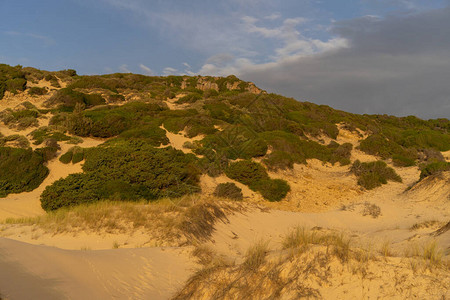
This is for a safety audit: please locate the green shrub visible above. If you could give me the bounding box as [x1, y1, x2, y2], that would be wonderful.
[351, 160, 402, 190]
[30, 127, 71, 145]
[263, 151, 295, 170]
[6, 78, 27, 94]
[250, 179, 290, 202]
[44, 74, 60, 87]
[0, 64, 26, 99]
[213, 182, 243, 200]
[0, 134, 30, 148]
[392, 155, 416, 167]
[72, 150, 84, 164]
[41, 144, 201, 211]
[35, 146, 58, 162]
[28, 87, 47, 96]
[225, 160, 290, 201]
[0, 147, 49, 197]
[59, 151, 73, 164]
[46, 88, 105, 110]
[225, 160, 269, 186]
[419, 162, 450, 180]
[118, 125, 169, 146]
[176, 93, 202, 104]
[108, 93, 125, 103]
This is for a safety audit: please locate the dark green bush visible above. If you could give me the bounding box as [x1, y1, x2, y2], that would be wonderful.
[419, 161, 450, 180]
[28, 86, 47, 96]
[59, 151, 73, 164]
[41, 144, 201, 210]
[46, 88, 105, 110]
[225, 160, 290, 202]
[176, 93, 202, 104]
[213, 182, 243, 200]
[250, 179, 290, 202]
[35, 146, 58, 162]
[225, 160, 269, 186]
[72, 150, 84, 164]
[0, 64, 26, 99]
[44, 74, 60, 87]
[392, 155, 416, 167]
[351, 160, 402, 190]
[263, 151, 295, 170]
[0, 147, 49, 197]
[6, 78, 27, 94]
[30, 127, 71, 145]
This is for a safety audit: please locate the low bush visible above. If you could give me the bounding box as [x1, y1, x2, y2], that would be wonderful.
[0, 147, 49, 197]
[225, 160, 290, 201]
[44, 74, 60, 87]
[28, 86, 47, 96]
[213, 182, 243, 200]
[263, 151, 295, 170]
[176, 93, 202, 104]
[225, 160, 269, 186]
[59, 151, 73, 164]
[392, 155, 416, 167]
[71, 147, 85, 163]
[351, 160, 402, 190]
[419, 161, 450, 180]
[250, 178, 290, 202]
[46, 88, 105, 110]
[30, 127, 71, 145]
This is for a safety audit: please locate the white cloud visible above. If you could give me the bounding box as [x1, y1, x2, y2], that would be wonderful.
[139, 63, 153, 75]
[119, 64, 131, 73]
[163, 67, 179, 75]
[264, 13, 282, 20]
[4, 31, 55, 46]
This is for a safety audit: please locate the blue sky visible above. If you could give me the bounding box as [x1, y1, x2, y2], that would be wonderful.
[1, 0, 449, 118]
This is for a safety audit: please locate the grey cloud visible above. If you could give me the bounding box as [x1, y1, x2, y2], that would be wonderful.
[241, 6, 450, 119]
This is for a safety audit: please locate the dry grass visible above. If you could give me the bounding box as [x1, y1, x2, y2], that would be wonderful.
[410, 220, 442, 231]
[242, 240, 269, 271]
[174, 228, 450, 299]
[282, 227, 351, 262]
[2, 195, 245, 246]
[404, 240, 445, 269]
[380, 240, 392, 257]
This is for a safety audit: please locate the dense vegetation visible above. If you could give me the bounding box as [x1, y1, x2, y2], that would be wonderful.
[0, 147, 49, 197]
[41, 142, 200, 210]
[1, 64, 449, 209]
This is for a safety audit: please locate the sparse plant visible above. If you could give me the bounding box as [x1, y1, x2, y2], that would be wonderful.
[242, 240, 269, 271]
[362, 202, 381, 218]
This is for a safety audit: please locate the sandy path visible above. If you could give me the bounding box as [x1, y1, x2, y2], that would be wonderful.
[0, 238, 196, 300]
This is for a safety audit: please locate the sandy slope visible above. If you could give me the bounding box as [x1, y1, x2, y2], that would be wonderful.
[0, 238, 197, 300]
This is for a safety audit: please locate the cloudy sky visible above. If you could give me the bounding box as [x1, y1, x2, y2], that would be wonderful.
[1, 0, 449, 119]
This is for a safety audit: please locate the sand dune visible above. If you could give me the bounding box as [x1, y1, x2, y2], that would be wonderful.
[0, 238, 197, 300]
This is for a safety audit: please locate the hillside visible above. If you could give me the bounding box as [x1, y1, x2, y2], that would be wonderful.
[0, 64, 449, 299]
